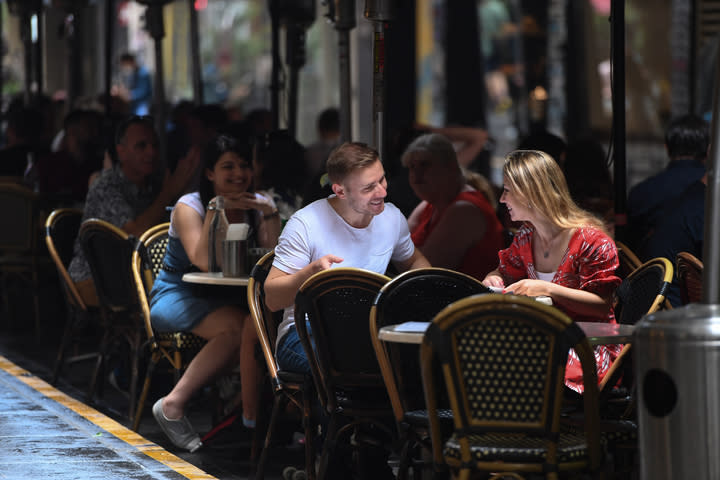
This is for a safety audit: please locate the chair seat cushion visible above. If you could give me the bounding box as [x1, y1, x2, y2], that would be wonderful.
[158, 331, 206, 350]
[443, 431, 590, 464]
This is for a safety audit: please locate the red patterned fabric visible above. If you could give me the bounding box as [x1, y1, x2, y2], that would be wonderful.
[411, 191, 505, 280]
[498, 224, 622, 393]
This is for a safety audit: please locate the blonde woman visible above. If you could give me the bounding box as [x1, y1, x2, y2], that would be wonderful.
[482, 150, 621, 393]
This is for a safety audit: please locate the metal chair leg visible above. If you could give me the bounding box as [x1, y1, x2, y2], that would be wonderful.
[132, 354, 158, 431]
[254, 394, 285, 480]
[302, 381, 316, 480]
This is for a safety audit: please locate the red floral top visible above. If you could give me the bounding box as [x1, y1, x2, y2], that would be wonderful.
[498, 224, 622, 393]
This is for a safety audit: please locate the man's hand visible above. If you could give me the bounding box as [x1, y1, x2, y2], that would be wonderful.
[311, 254, 344, 274]
[164, 146, 202, 198]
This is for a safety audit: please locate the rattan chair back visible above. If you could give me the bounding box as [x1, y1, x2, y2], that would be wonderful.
[370, 267, 490, 421]
[79, 218, 139, 312]
[295, 267, 391, 409]
[614, 257, 673, 326]
[616, 241, 642, 280]
[421, 293, 603, 477]
[676, 251, 703, 305]
[45, 208, 84, 311]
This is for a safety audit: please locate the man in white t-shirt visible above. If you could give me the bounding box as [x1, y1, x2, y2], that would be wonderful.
[265, 141, 430, 374]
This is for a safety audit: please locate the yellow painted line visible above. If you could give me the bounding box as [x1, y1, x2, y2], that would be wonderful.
[0, 356, 218, 480]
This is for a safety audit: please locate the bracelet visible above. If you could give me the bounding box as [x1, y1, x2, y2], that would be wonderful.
[264, 209, 280, 220]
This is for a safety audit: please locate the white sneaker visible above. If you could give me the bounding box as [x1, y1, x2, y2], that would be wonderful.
[152, 397, 203, 453]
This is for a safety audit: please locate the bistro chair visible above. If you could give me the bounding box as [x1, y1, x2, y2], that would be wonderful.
[130, 222, 206, 432]
[421, 293, 604, 480]
[248, 250, 316, 480]
[0, 182, 45, 334]
[45, 208, 100, 385]
[369, 267, 490, 479]
[596, 256, 673, 407]
[78, 218, 144, 421]
[294, 268, 392, 480]
[581, 256, 673, 477]
[676, 251, 703, 305]
[615, 241, 641, 280]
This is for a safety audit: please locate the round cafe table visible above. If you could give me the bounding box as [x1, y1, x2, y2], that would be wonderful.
[378, 321, 634, 346]
[182, 271, 250, 286]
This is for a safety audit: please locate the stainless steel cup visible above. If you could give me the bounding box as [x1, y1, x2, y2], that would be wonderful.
[222, 239, 247, 277]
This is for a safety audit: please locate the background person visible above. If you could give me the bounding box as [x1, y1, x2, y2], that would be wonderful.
[264, 141, 429, 479]
[113, 53, 152, 116]
[252, 129, 307, 223]
[149, 135, 281, 452]
[404, 133, 504, 280]
[627, 114, 709, 250]
[68, 115, 199, 307]
[482, 149, 621, 394]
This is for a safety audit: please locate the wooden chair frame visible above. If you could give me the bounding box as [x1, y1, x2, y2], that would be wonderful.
[78, 218, 144, 421]
[130, 223, 207, 432]
[247, 250, 316, 480]
[45, 208, 100, 384]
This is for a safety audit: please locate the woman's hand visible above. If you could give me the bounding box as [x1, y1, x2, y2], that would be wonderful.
[223, 192, 275, 215]
[503, 279, 554, 297]
[482, 274, 505, 289]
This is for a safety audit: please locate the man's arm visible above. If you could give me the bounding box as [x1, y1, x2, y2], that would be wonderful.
[392, 248, 431, 274]
[264, 254, 343, 311]
[123, 147, 201, 237]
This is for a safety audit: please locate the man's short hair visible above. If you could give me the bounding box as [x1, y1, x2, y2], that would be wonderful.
[317, 107, 340, 134]
[665, 114, 710, 160]
[120, 52, 136, 64]
[115, 115, 155, 145]
[326, 142, 379, 184]
[400, 133, 458, 168]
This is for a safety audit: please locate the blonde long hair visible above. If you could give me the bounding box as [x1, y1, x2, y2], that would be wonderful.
[503, 149, 606, 232]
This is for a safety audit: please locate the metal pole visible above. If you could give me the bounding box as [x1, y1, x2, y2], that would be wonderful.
[188, 0, 203, 104]
[334, 0, 355, 142]
[611, 0, 627, 241]
[34, 7, 43, 95]
[66, 9, 83, 108]
[371, 22, 385, 158]
[269, 0, 281, 130]
[701, 45, 720, 303]
[285, 21, 306, 138]
[1, 3, 4, 114]
[21, 11, 32, 102]
[145, 2, 167, 167]
[104, 0, 114, 116]
[364, 0, 393, 161]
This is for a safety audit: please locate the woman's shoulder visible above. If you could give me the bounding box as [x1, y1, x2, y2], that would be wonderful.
[571, 226, 618, 259]
[575, 225, 614, 243]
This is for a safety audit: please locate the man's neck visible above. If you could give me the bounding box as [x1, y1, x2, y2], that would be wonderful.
[120, 163, 147, 188]
[328, 196, 373, 229]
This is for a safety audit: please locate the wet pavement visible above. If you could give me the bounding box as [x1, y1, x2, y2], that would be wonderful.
[0, 308, 303, 480]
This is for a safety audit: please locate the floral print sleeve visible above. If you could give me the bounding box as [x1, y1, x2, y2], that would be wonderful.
[497, 225, 533, 284]
[561, 228, 621, 302]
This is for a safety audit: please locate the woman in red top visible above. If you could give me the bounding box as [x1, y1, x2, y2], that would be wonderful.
[482, 149, 621, 393]
[405, 133, 505, 280]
